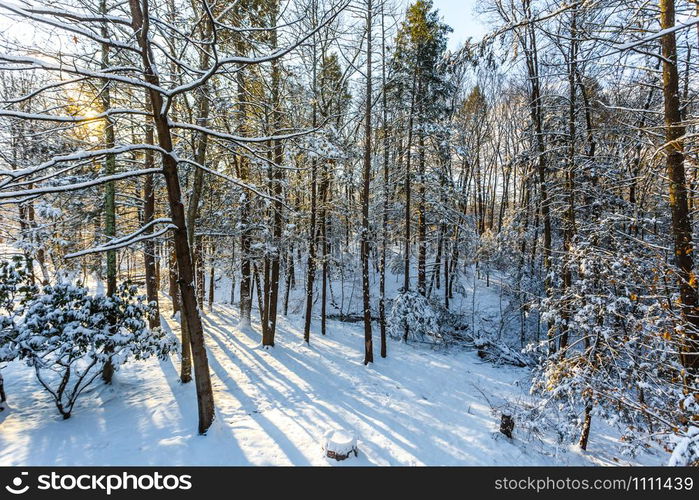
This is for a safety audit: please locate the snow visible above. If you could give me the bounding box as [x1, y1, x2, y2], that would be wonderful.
[613, 17, 699, 53]
[668, 426, 699, 466]
[0, 284, 668, 465]
[0, 167, 162, 200]
[64, 219, 176, 259]
[323, 429, 358, 460]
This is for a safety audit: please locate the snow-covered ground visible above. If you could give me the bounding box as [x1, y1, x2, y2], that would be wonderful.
[0, 282, 667, 466]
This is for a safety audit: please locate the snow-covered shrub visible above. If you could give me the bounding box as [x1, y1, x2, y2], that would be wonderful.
[432, 304, 470, 341]
[3, 280, 176, 419]
[669, 390, 699, 465]
[0, 257, 37, 334]
[0, 257, 37, 397]
[388, 252, 405, 276]
[669, 426, 699, 466]
[531, 213, 695, 453]
[0, 257, 32, 408]
[473, 335, 533, 367]
[388, 291, 443, 344]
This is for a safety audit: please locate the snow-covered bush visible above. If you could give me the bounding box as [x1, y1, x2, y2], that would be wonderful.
[2, 280, 176, 419]
[388, 252, 406, 276]
[432, 304, 470, 341]
[669, 426, 699, 466]
[669, 391, 699, 465]
[388, 291, 443, 344]
[473, 335, 533, 367]
[0, 257, 37, 406]
[0, 257, 37, 339]
[531, 214, 696, 454]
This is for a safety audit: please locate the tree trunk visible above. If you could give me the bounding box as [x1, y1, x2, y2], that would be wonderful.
[362, 0, 374, 365]
[143, 110, 160, 329]
[283, 247, 293, 316]
[129, 0, 215, 434]
[403, 71, 417, 341]
[181, 9, 211, 380]
[229, 240, 236, 305]
[168, 240, 180, 313]
[0, 372, 5, 405]
[254, 262, 265, 322]
[579, 403, 593, 450]
[660, 0, 699, 373]
[195, 236, 205, 307]
[303, 18, 320, 345]
[208, 261, 215, 311]
[417, 125, 427, 296]
[100, 0, 116, 384]
[237, 38, 253, 327]
[320, 161, 329, 336]
[522, 1, 553, 353]
[560, 6, 578, 352]
[379, 4, 389, 358]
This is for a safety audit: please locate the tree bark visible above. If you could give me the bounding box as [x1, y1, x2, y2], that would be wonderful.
[560, 6, 578, 352]
[522, 0, 553, 353]
[403, 71, 417, 341]
[660, 0, 699, 372]
[100, 0, 116, 384]
[579, 403, 593, 450]
[379, 4, 389, 358]
[129, 0, 215, 434]
[0, 372, 5, 405]
[320, 161, 329, 336]
[143, 109, 160, 329]
[362, 0, 374, 365]
[236, 38, 253, 327]
[303, 10, 320, 344]
[417, 125, 427, 296]
[262, 97, 282, 347]
[208, 260, 215, 311]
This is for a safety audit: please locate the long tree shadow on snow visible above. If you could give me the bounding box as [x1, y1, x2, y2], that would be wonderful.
[199, 307, 524, 465]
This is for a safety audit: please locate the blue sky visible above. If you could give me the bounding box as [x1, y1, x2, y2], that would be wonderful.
[427, 0, 489, 50]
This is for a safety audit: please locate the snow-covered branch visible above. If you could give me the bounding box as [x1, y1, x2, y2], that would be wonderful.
[0, 168, 162, 200]
[64, 218, 176, 258]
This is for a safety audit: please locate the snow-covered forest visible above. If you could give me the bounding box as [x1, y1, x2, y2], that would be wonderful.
[0, 0, 697, 466]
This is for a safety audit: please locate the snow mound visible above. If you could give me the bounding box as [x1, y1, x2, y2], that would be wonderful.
[323, 429, 358, 461]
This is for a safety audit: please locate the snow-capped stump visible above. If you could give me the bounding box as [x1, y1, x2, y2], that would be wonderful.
[323, 429, 358, 461]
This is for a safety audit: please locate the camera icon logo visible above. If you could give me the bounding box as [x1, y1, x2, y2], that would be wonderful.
[5, 472, 29, 495]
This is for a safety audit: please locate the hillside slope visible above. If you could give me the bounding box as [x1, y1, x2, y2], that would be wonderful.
[0, 293, 666, 465]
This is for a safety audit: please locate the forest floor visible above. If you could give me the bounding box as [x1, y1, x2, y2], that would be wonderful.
[0, 270, 669, 465]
